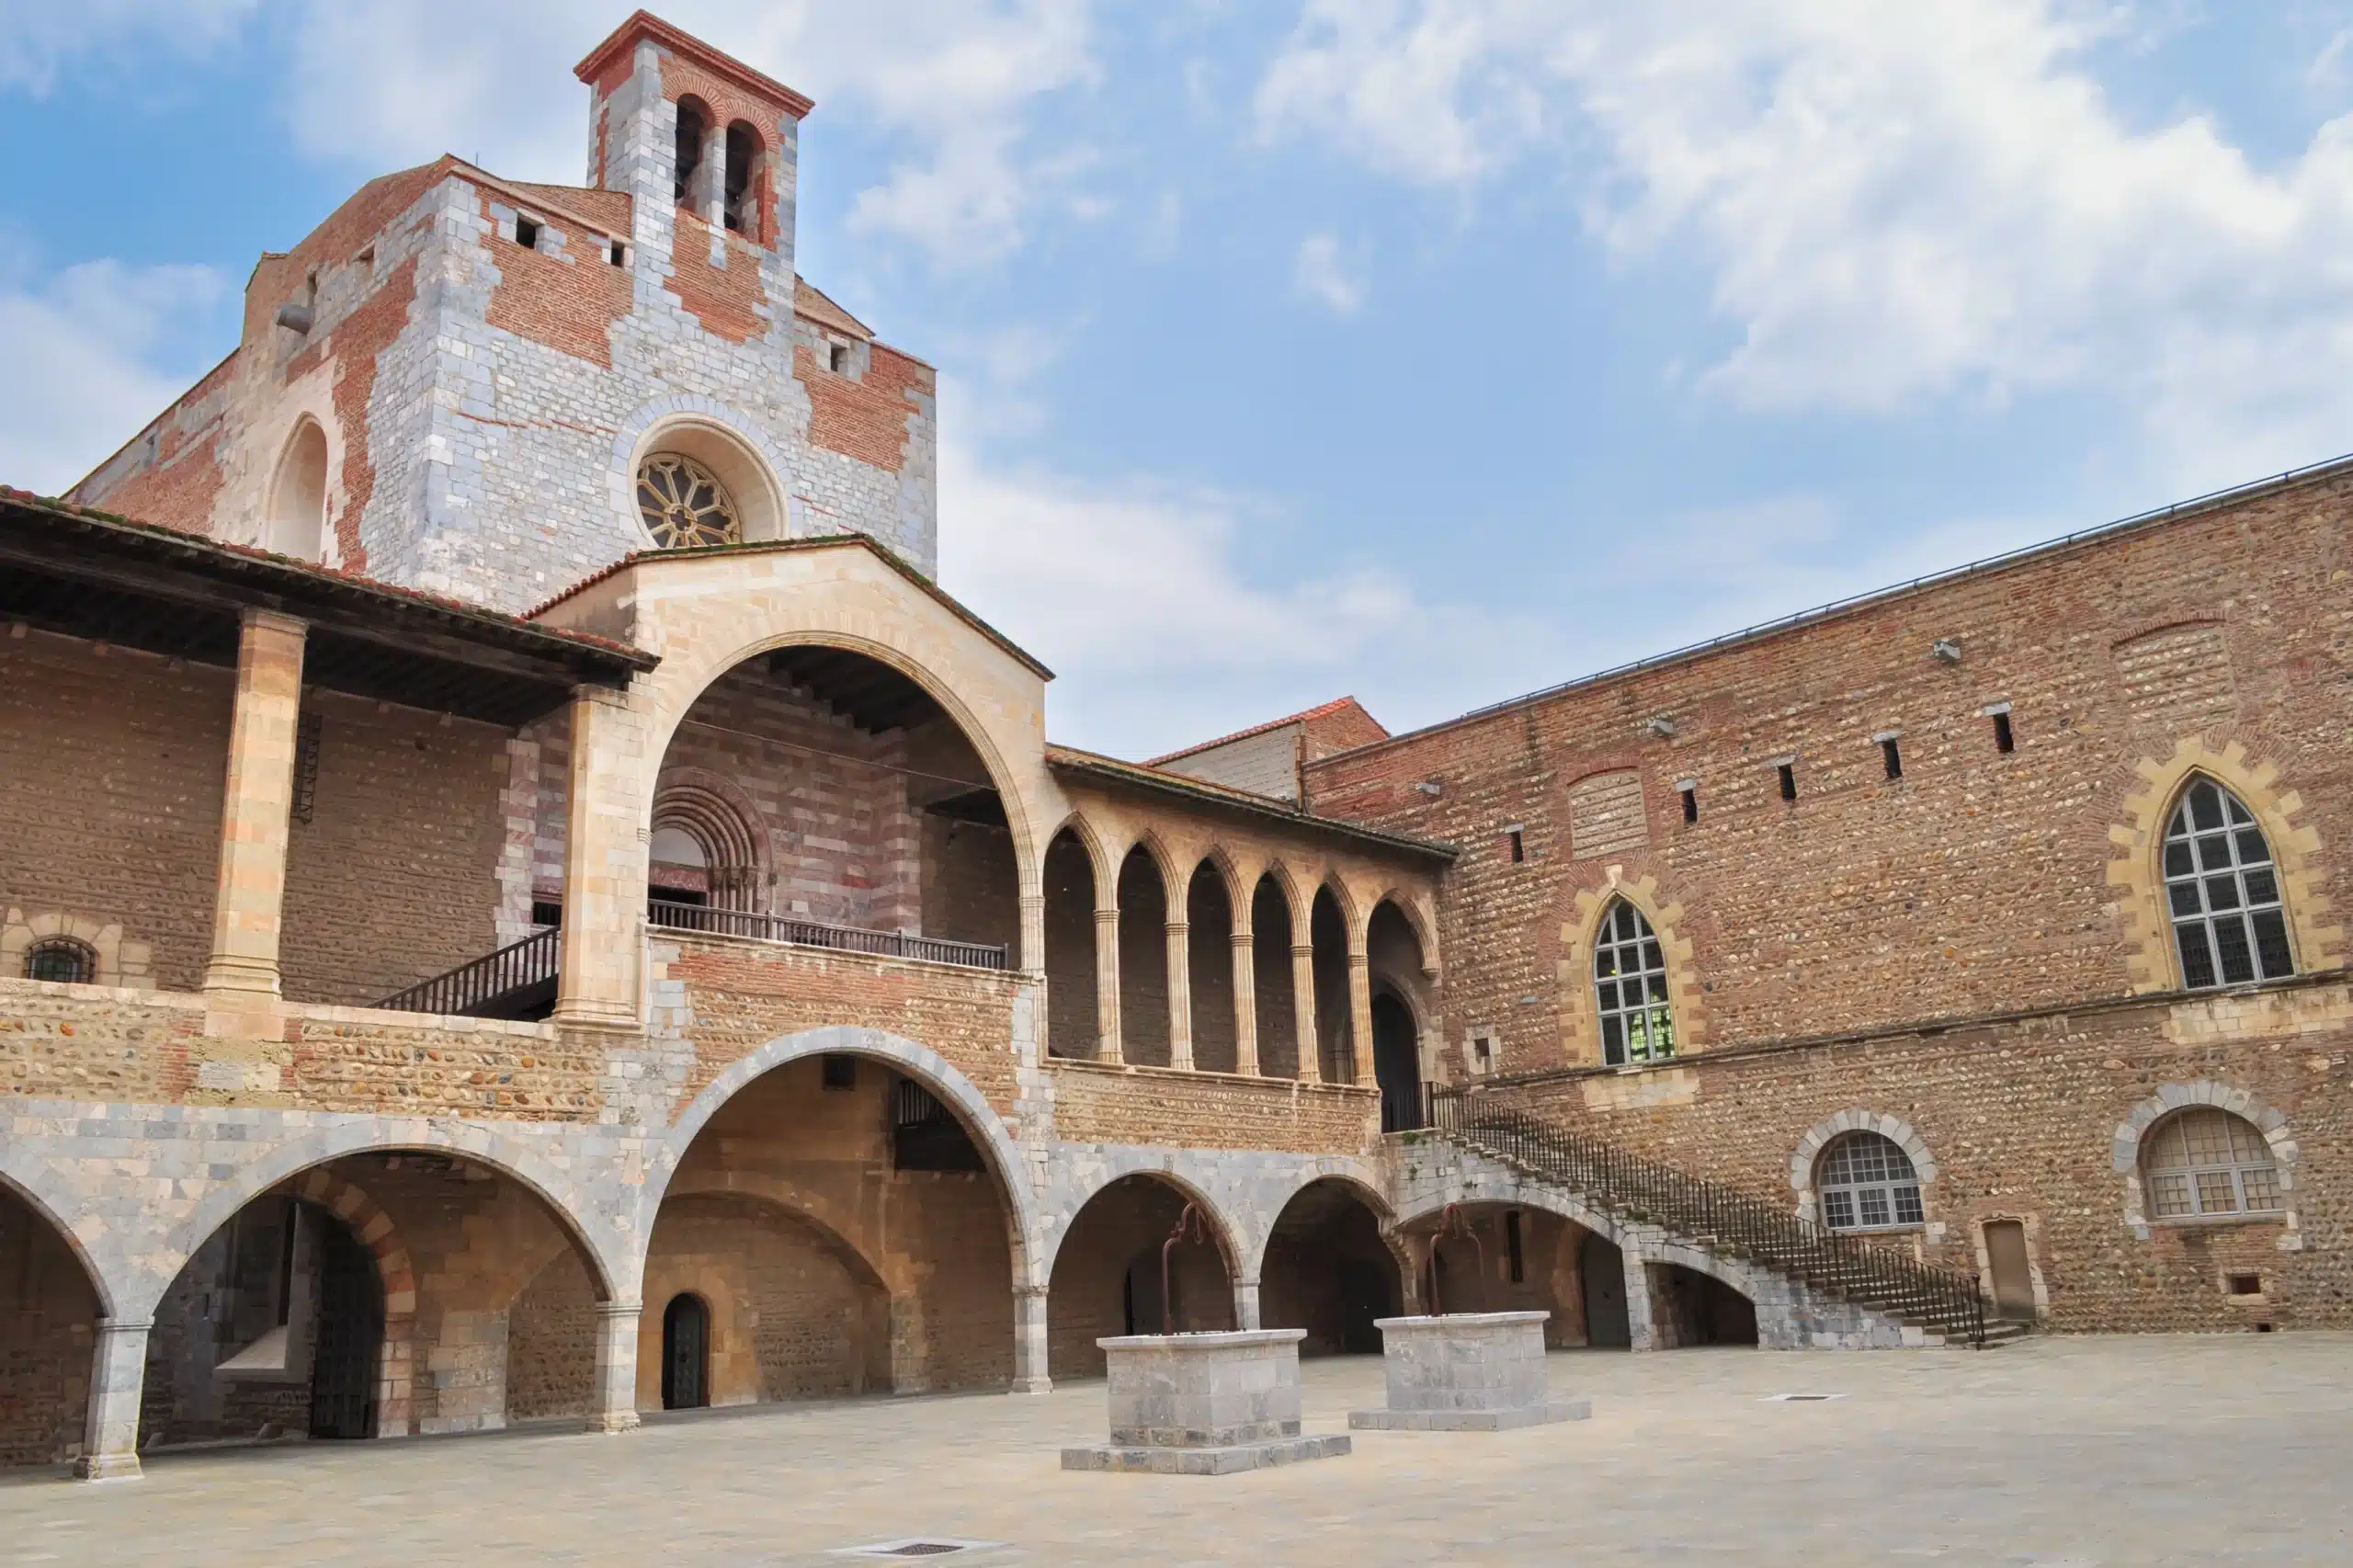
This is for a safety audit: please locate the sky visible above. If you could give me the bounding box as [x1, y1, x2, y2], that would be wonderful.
[6, 1, 2353, 759]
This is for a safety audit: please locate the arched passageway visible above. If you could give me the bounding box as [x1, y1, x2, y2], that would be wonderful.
[1251, 876, 1301, 1077]
[0, 1184, 104, 1467]
[1409, 1203, 1598, 1347]
[1310, 887, 1355, 1083]
[1042, 827, 1099, 1059]
[1047, 1176, 1233, 1381]
[1187, 863, 1239, 1073]
[1261, 1180, 1397, 1356]
[642, 644, 1019, 966]
[145, 1151, 607, 1449]
[1649, 1263, 1759, 1347]
[1116, 848, 1172, 1065]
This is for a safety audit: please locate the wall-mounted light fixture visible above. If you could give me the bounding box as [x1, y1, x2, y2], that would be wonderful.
[1644, 716, 1677, 738]
[1931, 638, 1963, 664]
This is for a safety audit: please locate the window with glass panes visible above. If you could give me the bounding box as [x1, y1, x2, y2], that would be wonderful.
[22, 937, 94, 984]
[1593, 900, 1675, 1066]
[1815, 1132, 1925, 1231]
[2141, 1108, 2281, 1220]
[2163, 779, 2293, 989]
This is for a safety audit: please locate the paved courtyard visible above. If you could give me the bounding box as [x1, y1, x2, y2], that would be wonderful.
[7, 1335, 2347, 1567]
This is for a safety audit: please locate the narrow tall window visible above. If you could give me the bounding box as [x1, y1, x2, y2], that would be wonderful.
[1679, 782, 1699, 824]
[722, 121, 759, 234]
[1816, 1132, 1924, 1231]
[673, 98, 709, 208]
[513, 216, 540, 250]
[1506, 827, 1525, 863]
[1593, 900, 1675, 1066]
[1992, 711, 2015, 754]
[1777, 762, 1797, 801]
[2142, 1108, 2281, 1219]
[2163, 778, 2293, 989]
[1881, 737, 1903, 779]
[829, 341, 851, 374]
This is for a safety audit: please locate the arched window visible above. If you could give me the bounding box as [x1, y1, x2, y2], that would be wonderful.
[2163, 778, 2293, 989]
[1815, 1132, 1923, 1232]
[266, 418, 329, 561]
[1593, 899, 1674, 1066]
[636, 453, 741, 548]
[24, 937, 95, 984]
[722, 120, 759, 234]
[2142, 1108, 2281, 1220]
[673, 97, 710, 208]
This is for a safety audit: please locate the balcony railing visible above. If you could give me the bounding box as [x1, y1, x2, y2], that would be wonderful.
[648, 899, 1010, 971]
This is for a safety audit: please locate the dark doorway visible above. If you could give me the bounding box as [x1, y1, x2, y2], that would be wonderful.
[1371, 993, 1422, 1132]
[307, 1210, 382, 1439]
[1655, 1264, 1758, 1346]
[1984, 1220, 2036, 1322]
[1338, 1260, 1390, 1353]
[1580, 1232, 1631, 1348]
[662, 1293, 710, 1410]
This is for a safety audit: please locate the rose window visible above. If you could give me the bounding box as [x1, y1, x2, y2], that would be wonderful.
[636, 455, 742, 548]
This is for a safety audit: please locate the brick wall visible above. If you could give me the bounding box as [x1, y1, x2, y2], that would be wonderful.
[1047, 1061, 1378, 1154]
[0, 1186, 97, 1468]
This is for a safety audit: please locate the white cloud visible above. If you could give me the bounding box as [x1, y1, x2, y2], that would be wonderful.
[273, 0, 1096, 267]
[0, 0, 254, 93]
[1293, 231, 1368, 314]
[0, 256, 228, 494]
[1257, 0, 2353, 489]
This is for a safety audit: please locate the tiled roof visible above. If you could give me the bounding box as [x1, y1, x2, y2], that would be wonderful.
[1147, 696, 1382, 766]
[1047, 744, 1456, 862]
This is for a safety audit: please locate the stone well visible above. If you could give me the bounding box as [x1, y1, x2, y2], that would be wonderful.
[1061, 1329, 1352, 1475]
[1347, 1311, 1590, 1432]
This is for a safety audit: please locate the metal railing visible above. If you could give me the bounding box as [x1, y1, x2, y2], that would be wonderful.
[1427, 1089, 1986, 1346]
[374, 926, 559, 1017]
[649, 900, 1009, 971]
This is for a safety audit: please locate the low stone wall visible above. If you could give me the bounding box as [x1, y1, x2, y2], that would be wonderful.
[1047, 1059, 1379, 1155]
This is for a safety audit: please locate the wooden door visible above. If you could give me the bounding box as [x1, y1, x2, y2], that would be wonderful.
[662, 1293, 709, 1409]
[1984, 1220, 2036, 1322]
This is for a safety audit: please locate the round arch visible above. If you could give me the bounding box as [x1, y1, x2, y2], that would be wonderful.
[608, 397, 793, 548]
[2111, 1079, 2300, 1243]
[1040, 1161, 1247, 1283]
[1245, 1169, 1394, 1282]
[1790, 1111, 1938, 1226]
[652, 1025, 1045, 1287]
[0, 1165, 115, 1318]
[657, 1170, 909, 1297]
[150, 1126, 626, 1322]
[652, 767, 770, 909]
[265, 415, 330, 562]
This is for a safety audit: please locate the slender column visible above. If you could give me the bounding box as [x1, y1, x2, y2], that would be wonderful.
[74, 1318, 152, 1481]
[553, 686, 649, 1031]
[1233, 1277, 1262, 1331]
[1011, 1285, 1052, 1393]
[1230, 927, 1259, 1076]
[1622, 1251, 1659, 1353]
[1291, 943, 1321, 1083]
[1017, 891, 1046, 976]
[587, 1301, 642, 1432]
[202, 609, 307, 998]
[1347, 949, 1376, 1088]
[1093, 905, 1122, 1064]
[699, 122, 727, 229]
[1165, 919, 1193, 1071]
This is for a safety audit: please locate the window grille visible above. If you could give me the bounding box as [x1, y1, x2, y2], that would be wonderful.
[1816, 1131, 1924, 1231]
[2142, 1108, 2282, 1220]
[1593, 900, 1675, 1066]
[24, 937, 95, 985]
[636, 454, 741, 549]
[2163, 779, 2293, 989]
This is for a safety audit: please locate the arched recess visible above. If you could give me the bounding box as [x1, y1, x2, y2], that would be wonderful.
[1186, 857, 1241, 1074]
[1563, 870, 1705, 1068]
[650, 769, 770, 910]
[608, 397, 794, 548]
[722, 119, 762, 236]
[1309, 882, 1356, 1084]
[2111, 1079, 2299, 1244]
[265, 417, 329, 561]
[1116, 844, 1176, 1066]
[1367, 898, 1432, 1131]
[1790, 1112, 1938, 1228]
[645, 1028, 1034, 1402]
[1257, 1177, 1398, 1356]
[1251, 869, 1302, 1078]
[673, 94, 710, 207]
[0, 1174, 109, 1469]
[1045, 1172, 1238, 1380]
[2106, 741, 2343, 994]
[1041, 819, 1105, 1060]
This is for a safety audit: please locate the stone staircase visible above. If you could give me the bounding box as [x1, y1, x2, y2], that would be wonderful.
[1425, 1096, 2001, 1349]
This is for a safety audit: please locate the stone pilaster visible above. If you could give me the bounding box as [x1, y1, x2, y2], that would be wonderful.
[1017, 891, 1046, 976]
[1011, 1285, 1052, 1393]
[1094, 905, 1122, 1064]
[1291, 943, 1320, 1084]
[1165, 919, 1193, 1071]
[553, 685, 650, 1032]
[1347, 949, 1375, 1088]
[201, 608, 307, 999]
[74, 1318, 152, 1481]
[1230, 929, 1259, 1075]
[588, 1301, 642, 1432]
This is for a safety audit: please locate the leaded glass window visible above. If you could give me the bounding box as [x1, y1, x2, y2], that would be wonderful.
[2142, 1108, 2281, 1220]
[1593, 900, 1675, 1066]
[2163, 779, 2293, 990]
[1816, 1131, 1924, 1232]
[24, 937, 94, 984]
[636, 454, 741, 549]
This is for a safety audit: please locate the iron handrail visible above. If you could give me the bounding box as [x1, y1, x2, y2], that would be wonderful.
[374, 926, 559, 1016]
[649, 900, 1009, 971]
[1427, 1087, 1985, 1346]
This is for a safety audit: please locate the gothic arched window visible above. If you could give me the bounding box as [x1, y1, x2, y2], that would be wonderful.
[1593, 899, 1675, 1066]
[1815, 1132, 1924, 1232]
[2163, 778, 2293, 989]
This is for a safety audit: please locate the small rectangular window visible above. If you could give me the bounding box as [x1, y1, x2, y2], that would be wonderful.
[2226, 1272, 2262, 1297]
[1994, 711, 2015, 753]
[608, 238, 627, 267]
[821, 1053, 858, 1091]
[1778, 762, 1797, 801]
[514, 216, 541, 250]
[829, 341, 851, 374]
[1881, 737, 1903, 779]
[530, 900, 563, 928]
[1505, 1210, 1525, 1284]
[1678, 782, 1698, 824]
[1506, 827, 1525, 863]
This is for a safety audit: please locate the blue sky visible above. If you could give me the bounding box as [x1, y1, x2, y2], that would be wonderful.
[6, 1, 2353, 758]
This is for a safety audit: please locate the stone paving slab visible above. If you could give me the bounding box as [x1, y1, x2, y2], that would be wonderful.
[9, 1336, 2353, 1567]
